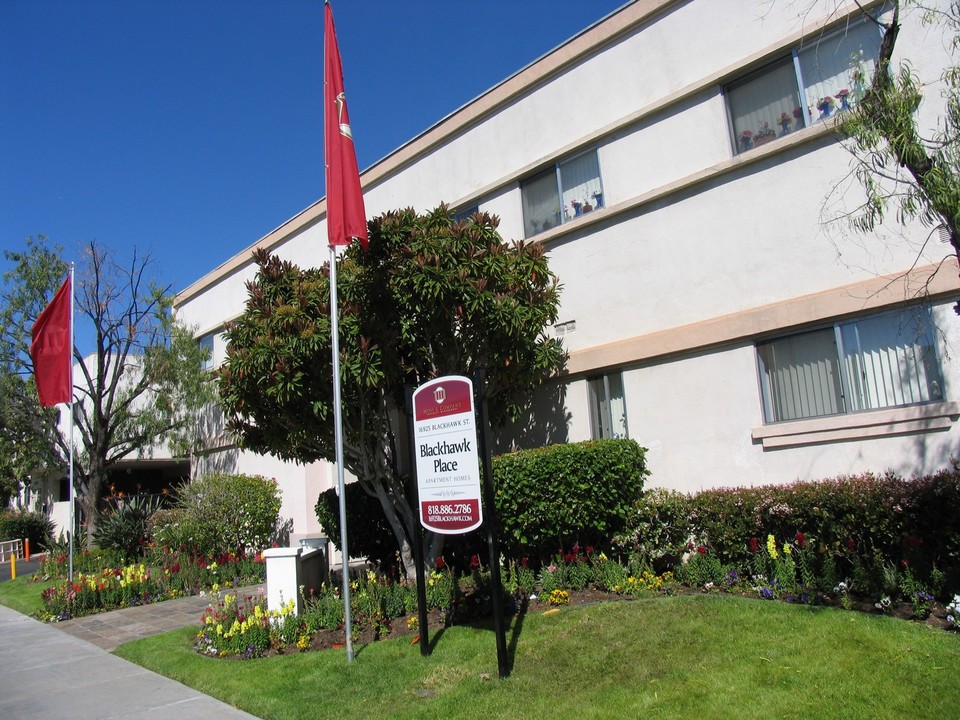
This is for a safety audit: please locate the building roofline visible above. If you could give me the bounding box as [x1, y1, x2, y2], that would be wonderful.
[175, 0, 677, 305]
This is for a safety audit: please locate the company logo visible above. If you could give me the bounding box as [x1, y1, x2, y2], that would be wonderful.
[433, 385, 446, 404]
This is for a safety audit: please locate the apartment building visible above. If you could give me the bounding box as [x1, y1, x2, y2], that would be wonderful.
[175, 0, 960, 541]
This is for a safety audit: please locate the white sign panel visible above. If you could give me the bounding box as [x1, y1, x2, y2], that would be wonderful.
[412, 375, 483, 534]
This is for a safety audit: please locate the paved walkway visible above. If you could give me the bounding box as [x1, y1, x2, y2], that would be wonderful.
[0, 585, 264, 719]
[53, 584, 264, 651]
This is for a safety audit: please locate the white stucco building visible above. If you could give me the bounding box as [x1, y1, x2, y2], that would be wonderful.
[175, 0, 960, 541]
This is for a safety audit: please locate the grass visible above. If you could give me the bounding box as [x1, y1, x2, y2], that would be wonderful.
[0, 576, 52, 616]
[114, 593, 960, 720]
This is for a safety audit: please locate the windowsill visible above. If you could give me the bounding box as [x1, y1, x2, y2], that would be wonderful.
[751, 401, 960, 449]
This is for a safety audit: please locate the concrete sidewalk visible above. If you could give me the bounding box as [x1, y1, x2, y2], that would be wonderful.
[0, 599, 262, 719]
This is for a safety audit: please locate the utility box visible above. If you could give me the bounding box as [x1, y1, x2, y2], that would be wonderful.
[263, 537, 329, 616]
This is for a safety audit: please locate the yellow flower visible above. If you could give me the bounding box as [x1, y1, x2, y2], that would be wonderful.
[783, 542, 792, 556]
[766, 534, 779, 560]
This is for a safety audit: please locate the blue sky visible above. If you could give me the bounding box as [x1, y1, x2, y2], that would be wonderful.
[2, 0, 627, 314]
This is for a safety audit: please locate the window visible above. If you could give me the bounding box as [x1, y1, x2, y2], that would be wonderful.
[522, 149, 603, 237]
[588, 372, 628, 439]
[198, 333, 215, 371]
[726, 18, 881, 154]
[757, 307, 945, 424]
[451, 204, 479, 223]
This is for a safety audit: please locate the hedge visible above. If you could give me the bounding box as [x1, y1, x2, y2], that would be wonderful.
[493, 439, 649, 561]
[617, 465, 960, 594]
[315, 483, 399, 569]
[316, 438, 650, 568]
[0, 510, 55, 550]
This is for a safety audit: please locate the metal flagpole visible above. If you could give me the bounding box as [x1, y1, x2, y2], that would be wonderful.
[329, 244, 354, 662]
[67, 263, 75, 583]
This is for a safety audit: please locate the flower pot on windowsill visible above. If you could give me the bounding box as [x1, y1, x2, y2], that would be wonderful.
[753, 134, 776, 147]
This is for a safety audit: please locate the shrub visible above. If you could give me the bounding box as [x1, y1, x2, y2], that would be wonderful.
[93, 495, 163, 562]
[153, 474, 281, 558]
[314, 483, 398, 569]
[315, 439, 647, 570]
[613, 487, 693, 570]
[633, 466, 960, 596]
[493, 438, 649, 562]
[0, 509, 54, 550]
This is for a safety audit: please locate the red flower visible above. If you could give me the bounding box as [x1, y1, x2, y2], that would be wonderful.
[585, 546, 594, 555]
[697, 545, 707, 556]
[434, 556, 446, 570]
[563, 553, 576, 564]
[521, 557, 529, 568]
[170, 563, 180, 574]
[901, 559, 909, 569]
[847, 538, 857, 551]
[794, 532, 806, 548]
[469, 554, 480, 570]
[748, 537, 760, 553]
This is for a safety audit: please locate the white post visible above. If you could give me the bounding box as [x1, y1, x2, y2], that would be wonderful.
[329, 244, 354, 661]
[67, 262, 75, 583]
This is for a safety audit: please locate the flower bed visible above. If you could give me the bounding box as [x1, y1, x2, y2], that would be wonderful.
[35, 546, 265, 621]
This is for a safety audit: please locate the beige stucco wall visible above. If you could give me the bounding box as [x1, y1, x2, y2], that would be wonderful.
[174, 1, 960, 540]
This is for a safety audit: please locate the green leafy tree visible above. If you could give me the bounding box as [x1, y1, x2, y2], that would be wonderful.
[218, 206, 564, 576]
[838, 0, 960, 307]
[0, 236, 214, 545]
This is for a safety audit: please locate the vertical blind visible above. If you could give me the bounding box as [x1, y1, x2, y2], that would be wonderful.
[521, 150, 602, 237]
[726, 16, 881, 154]
[798, 20, 880, 123]
[758, 309, 944, 424]
[758, 328, 843, 422]
[589, 373, 628, 439]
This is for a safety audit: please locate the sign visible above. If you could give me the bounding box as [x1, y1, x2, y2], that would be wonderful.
[412, 375, 483, 534]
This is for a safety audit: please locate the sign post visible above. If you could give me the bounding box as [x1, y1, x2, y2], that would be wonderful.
[409, 373, 509, 678]
[473, 369, 510, 679]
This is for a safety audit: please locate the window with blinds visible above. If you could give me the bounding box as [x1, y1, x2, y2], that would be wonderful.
[725, 17, 881, 155]
[521, 148, 603, 237]
[757, 307, 945, 424]
[588, 372, 629, 439]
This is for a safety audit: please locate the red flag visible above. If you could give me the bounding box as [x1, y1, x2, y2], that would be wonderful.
[30, 275, 72, 406]
[324, 1, 367, 249]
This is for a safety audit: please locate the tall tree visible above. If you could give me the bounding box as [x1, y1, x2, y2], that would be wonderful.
[838, 0, 960, 307]
[0, 237, 214, 544]
[218, 206, 565, 576]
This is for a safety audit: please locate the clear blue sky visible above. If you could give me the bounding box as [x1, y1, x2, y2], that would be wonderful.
[2, 0, 628, 307]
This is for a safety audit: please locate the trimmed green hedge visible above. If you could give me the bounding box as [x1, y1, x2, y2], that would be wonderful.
[0, 510, 55, 550]
[493, 439, 649, 561]
[315, 439, 650, 568]
[314, 483, 399, 569]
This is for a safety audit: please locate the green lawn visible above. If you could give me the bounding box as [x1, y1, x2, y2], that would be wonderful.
[114, 594, 960, 720]
[0, 576, 52, 616]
